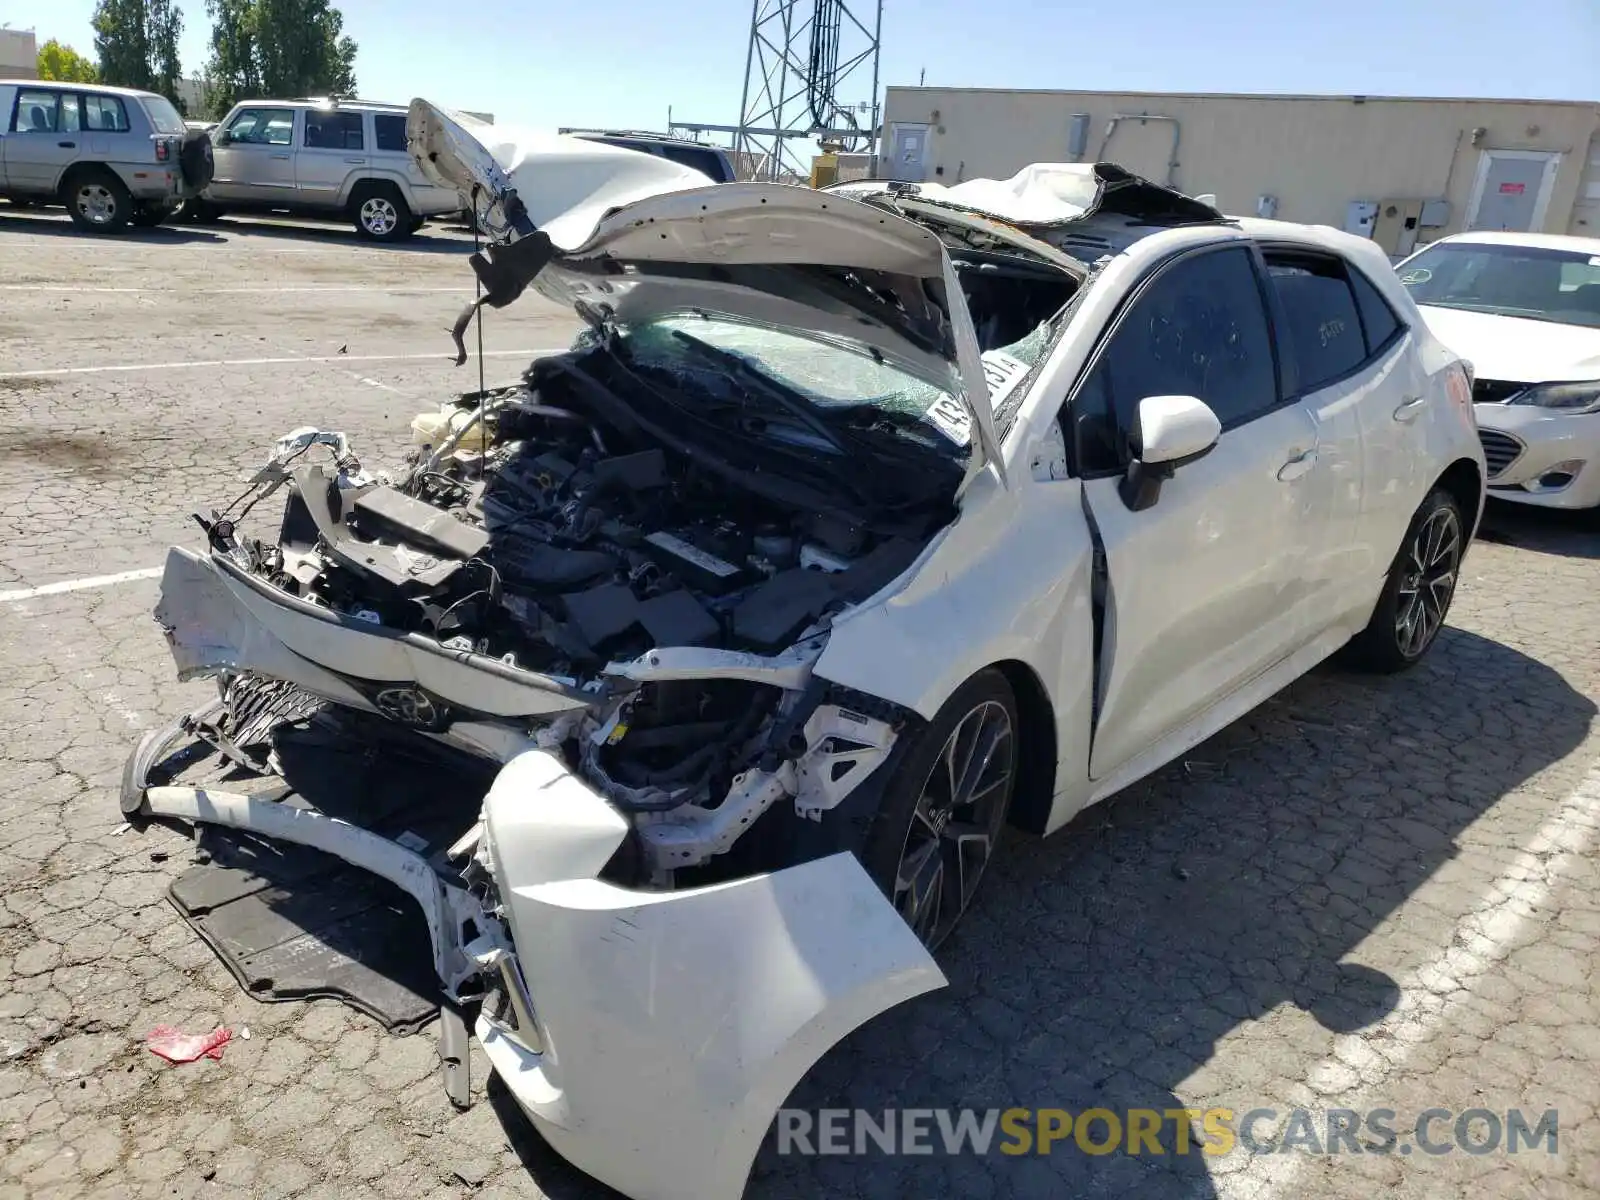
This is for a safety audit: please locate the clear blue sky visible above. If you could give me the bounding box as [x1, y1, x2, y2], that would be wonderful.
[7, 0, 1597, 131]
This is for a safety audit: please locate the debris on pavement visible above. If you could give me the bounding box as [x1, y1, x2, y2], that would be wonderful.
[145, 1025, 233, 1063]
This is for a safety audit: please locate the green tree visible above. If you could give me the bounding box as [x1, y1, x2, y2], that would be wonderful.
[149, 0, 186, 108]
[91, 0, 186, 110]
[204, 0, 358, 116]
[37, 39, 100, 83]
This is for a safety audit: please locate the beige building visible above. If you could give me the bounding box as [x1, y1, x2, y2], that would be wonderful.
[882, 86, 1600, 255]
[0, 29, 39, 80]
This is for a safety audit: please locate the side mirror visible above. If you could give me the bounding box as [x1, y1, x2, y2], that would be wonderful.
[1118, 394, 1221, 511]
[214, 129, 231, 146]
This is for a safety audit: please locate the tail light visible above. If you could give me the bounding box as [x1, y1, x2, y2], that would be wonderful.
[155, 138, 172, 162]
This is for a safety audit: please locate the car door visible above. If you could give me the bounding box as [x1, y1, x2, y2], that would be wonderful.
[1345, 265, 1428, 570]
[296, 107, 365, 209]
[209, 105, 297, 203]
[5, 87, 82, 194]
[1069, 244, 1332, 782]
[1257, 247, 1376, 624]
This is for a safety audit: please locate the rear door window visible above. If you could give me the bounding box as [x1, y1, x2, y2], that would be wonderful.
[373, 114, 408, 153]
[1262, 252, 1366, 392]
[303, 109, 364, 150]
[80, 94, 130, 133]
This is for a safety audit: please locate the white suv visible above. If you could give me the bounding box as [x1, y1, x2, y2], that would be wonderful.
[191, 98, 460, 240]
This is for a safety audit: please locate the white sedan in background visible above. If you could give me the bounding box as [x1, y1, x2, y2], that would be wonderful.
[1398, 231, 1600, 510]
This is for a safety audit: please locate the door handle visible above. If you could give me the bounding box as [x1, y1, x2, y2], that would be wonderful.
[343, 157, 367, 164]
[1277, 447, 1318, 482]
[57, 141, 75, 149]
[271, 153, 291, 161]
[1393, 395, 1427, 423]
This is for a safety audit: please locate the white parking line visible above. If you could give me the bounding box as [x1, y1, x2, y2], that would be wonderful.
[1227, 759, 1600, 1199]
[0, 285, 472, 295]
[0, 567, 163, 603]
[0, 349, 560, 380]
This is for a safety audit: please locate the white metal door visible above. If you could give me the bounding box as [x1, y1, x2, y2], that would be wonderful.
[1467, 150, 1561, 232]
[1072, 245, 1327, 781]
[887, 123, 928, 182]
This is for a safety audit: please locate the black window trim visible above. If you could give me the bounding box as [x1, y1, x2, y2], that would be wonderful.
[226, 105, 297, 146]
[1060, 239, 1293, 481]
[1256, 241, 1412, 402]
[11, 86, 65, 134]
[77, 91, 130, 134]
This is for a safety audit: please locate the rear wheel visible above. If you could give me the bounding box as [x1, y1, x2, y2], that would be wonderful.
[63, 169, 132, 233]
[859, 669, 1018, 949]
[349, 182, 413, 242]
[1342, 487, 1464, 672]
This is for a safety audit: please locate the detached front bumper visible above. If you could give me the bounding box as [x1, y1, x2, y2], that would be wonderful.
[132, 547, 946, 1200]
[1476, 404, 1600, 510]
[128, 750, 944, 1200]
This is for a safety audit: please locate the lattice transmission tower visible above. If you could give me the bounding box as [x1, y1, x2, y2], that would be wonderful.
[671, 0, 884, 181]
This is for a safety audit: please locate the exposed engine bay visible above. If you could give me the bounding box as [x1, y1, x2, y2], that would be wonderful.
[186, 306, 1016, 882]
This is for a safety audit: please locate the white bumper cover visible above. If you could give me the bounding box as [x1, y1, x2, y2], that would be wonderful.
[136, 739, 945, 1200]
[477, 751, 946, 1200]
[1475, 403, 1600, 510]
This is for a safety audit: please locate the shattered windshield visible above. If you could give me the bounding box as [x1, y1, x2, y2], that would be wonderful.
[1399, 242, 1600, 329]
[619, 316, 974, 454]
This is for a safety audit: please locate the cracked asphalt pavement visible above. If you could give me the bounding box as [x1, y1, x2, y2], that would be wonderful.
[2, 206, 1598, 1200]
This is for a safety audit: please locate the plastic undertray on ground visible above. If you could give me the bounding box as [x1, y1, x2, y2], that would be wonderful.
[162, 714, 496, 1034]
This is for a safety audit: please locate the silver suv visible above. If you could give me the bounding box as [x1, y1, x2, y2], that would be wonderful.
[0, 80, 214, 233]
[194, 98, 460, 241]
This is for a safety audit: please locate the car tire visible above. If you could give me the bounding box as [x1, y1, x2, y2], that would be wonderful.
[349, 183, 413, 242]
[858, 668, 1018, 950]
[63, 168, 132, 233]
[1341, 487, 1465, 673]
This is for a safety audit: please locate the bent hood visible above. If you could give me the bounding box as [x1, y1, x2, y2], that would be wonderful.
[1416, 303, 1600, 385]
[407, 99, 1005, 490]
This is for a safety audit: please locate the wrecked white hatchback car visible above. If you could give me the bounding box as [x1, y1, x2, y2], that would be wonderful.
[124, 102, 1486, 1200]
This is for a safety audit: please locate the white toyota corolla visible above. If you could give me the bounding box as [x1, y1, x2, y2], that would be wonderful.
[1397, 231, 1600, 510]
[123, 103, 1486, 1200]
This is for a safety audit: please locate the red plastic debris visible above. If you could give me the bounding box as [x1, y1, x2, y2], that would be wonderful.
[145, 1025, 232, 1064]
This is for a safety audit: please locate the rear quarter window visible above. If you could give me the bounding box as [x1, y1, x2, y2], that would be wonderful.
[374, 114, 408, 153]
[139, 94, 187, 134]
[1348, 268, 1404, 354]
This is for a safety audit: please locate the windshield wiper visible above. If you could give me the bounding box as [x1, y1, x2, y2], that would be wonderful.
[667, 329, 850, 458]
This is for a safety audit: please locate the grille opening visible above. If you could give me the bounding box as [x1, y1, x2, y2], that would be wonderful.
[1477, 429, 1523, 479]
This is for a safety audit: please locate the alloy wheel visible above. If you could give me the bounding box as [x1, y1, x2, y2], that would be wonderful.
[1394, 506, 1461, 658]
[893, 699, 1015, 947]
[360, 196, 398, 236]
[76, 184, 118, 226]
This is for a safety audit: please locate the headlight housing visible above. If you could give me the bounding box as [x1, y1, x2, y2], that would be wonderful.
[1510, 380, 1600, 414]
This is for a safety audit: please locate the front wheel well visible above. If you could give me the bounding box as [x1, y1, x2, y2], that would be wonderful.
[1435, 457, 1484, 537]
[992, 659, 1056, 836]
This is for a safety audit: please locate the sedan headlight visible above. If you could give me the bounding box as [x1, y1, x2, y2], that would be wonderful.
[1510, 380, 1600, 414]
